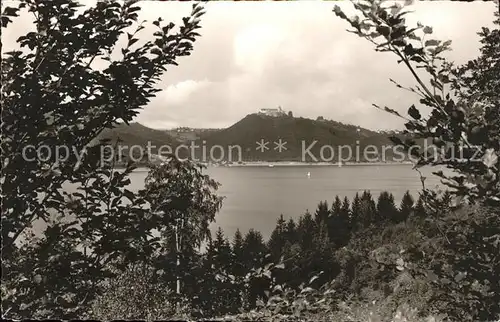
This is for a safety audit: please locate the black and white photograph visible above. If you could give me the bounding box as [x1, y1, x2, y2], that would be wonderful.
[1, 0, 499, 320]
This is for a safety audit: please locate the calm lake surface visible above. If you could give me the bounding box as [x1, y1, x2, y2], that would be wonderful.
[127, 164, 444, 239]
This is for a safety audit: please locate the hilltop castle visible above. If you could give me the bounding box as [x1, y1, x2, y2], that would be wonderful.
[258, 106, 287, 117]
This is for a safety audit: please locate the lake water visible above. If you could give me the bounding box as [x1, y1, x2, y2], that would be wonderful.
[126, 164, 444, 239]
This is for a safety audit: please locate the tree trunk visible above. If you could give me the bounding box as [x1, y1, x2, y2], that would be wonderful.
[174, 222, 181, 315]
[175, 223, 181, 295]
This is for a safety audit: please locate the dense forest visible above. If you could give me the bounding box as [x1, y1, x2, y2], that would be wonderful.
[89, 189, 499, 321]
[1, 1, 498, 321]
[90, 189, 431, 317]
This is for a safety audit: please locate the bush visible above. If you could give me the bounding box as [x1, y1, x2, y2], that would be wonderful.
[90, 263, 176, 320]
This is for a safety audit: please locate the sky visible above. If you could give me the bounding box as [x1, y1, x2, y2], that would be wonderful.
[3, 1, 497, 131]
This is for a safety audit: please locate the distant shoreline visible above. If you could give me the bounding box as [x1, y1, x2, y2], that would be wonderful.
[214, 161, 414, 167]
[121, 161, 414, 170]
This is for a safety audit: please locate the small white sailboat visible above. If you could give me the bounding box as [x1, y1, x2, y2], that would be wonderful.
[307, 171, 311, 178]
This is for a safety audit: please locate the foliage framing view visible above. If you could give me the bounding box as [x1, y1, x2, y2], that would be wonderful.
[1, 0, 499, 321]
[335, 0, 499, 206]
[1, 0, 207, 318]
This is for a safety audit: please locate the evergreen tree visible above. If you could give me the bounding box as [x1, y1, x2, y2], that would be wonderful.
[231, 228, 247, 312]
[399, 191, 415, 221]
[331, 196, 343, 217]
[241, 229, 268, 309]
[328, 196, 350, 248]
[341, 196, 352, 232]
[376, 191, 398, 223]
[314, 201, 330, 227]
[337, 197, 351, 247]
[359, 191, 377, 227]
[233, 229, 244, 254]
[281, 218, 299, 261]
[209, 227, 232, 270]
[285, 218, 298, 245]
[268, 215, 287, 260]
[341, 197, 351, 218]
[328, 196, 342, 239]
[231, 229, 245, 277]
[313, 220, 330, 249]
[309, 220, 340, 287]
[241, 229, 267, 270]
[350, 193, 362, 229]
[297, 211, 316, 251]
[267, 218, 300, 288]
[201, 227, 236, 316]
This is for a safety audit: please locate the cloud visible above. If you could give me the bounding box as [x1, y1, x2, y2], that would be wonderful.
[233, 24, 288, 74]
[162, 80, 211, 105]
[3, 1, 497, 131]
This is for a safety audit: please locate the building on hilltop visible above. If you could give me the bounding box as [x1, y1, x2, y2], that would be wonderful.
[258, 106, 287, 117]
[174, 126, 194, 132]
